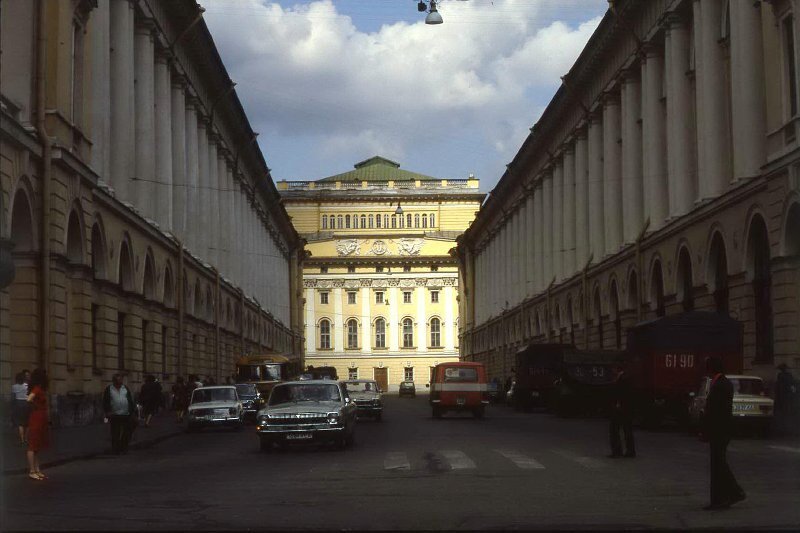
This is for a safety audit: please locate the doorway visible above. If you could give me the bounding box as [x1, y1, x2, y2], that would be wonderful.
[373, 367, 388, 392]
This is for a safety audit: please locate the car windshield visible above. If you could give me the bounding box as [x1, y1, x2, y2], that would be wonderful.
[237, 363, 282, 382]
[443, 367, 478, 382]
[192, 388, 236, 404]
[269, 384, 341, 406]
[235, 384, 257, 396]
[731, 378, 764, 396]
[345, 381, 378, 392]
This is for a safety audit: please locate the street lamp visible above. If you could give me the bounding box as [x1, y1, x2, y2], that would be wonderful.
[424, 1, 443, 25]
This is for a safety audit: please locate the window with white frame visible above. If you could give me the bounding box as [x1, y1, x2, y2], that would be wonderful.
[403, 291, 412, 304]
[402, 318, 414, 347]
[374, 318, 386, 348]
[347, 291, 357, 304]
[347, 319, 358, 349]
[319, 319, 331, 349]
[320, 292, 329, 304]
[348, 368, 358, 380]
[375, 291, 384, 304]
[430, 290, 439, 303]
[322, 215, 328, 229]
[404, 367, 414, 382]
[430, 318, 441, 347]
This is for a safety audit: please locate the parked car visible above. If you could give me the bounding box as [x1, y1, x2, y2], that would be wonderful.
[256, 380, 357, 451]
[186, 386, 243, 431]
[344, 379, 383, 420]
[429, 362, 489, 419]
[235, 383, 261, 420]
[399, 381, 416, 398]
[689, 375, 774, 436]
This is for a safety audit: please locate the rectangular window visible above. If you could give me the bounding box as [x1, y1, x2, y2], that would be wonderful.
[403, 320, 414, 348]
[430, 290, 439, 303]
[91, 304, 99, 370]
[785, 15, 798, 117]
[375, 292, 384, 304]
[376, 214, 381, 228]
[348, 368, 358, 380]
[117, 312, 126, 370]
[404, 367, 414, 382]
[403, 291, 412, 304]
[375, 319, 386, 348]
[320, 266, 328, 274]
[376, 266, 384, 273]
[142, 320, 150, 373]
[348, 266, 355, 273]
[403, 265, 411, 272]
[347, 320, 358, 349]
[320, 292, 329, 305]
[347, 291, 357, 305]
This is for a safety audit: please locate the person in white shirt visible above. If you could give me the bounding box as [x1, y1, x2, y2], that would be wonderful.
[102, 374, 136, 454]
[11, 371, 30, 445]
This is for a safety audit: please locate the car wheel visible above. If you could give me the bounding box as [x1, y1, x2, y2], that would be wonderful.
[259, 436, 272, 452]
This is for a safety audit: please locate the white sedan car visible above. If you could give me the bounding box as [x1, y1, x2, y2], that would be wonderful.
[187, 386, 244, 431]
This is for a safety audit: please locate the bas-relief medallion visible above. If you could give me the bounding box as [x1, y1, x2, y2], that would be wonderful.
[370, 240, 388, 255]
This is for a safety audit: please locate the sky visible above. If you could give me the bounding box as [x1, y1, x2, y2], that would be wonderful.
[201, 0, 608, 192]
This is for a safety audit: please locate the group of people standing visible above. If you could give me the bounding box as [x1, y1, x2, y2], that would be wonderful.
[10, 368, 51, 481]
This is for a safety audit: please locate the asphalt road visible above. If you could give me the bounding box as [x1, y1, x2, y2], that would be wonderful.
[2, 395, 799, 530]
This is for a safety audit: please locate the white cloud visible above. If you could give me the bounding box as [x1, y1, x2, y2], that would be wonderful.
[202, 0, 604, 187]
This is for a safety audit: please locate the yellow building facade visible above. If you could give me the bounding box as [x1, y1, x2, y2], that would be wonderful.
[278, 157, 484, 391]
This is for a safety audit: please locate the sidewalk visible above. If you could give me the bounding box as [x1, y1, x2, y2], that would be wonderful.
[1, 413, 185, 475]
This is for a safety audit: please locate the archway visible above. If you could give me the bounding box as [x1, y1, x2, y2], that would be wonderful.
[676, 247, 694, 311]
[593, 287, 603, 349]
[746, 214, 773, 362]
[784, 203, 800, 256]
[163, 264, 175, 308]
[626, 270, 639, 313]
[609, 280, 621, 349]
[118, 239, 134, 292]
[8, 188, 38, 373]
[143, 253, 156, 301]
[707, 232, 729, 315]
[91, 222, 107, 279]
[65, 209, 84, 264]
[650, 260, 665, 318]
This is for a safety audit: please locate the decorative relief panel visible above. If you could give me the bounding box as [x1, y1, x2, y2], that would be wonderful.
[370, 240, 389, 255]
[399, 279, 415, 288]
[415, 278, 427, 286]
[394, 238, 424, 256]
[373, 279, 388, 288]
[344, 279, 359, 288]
[360, 279, 372, 287]
[317, 279, 331, 288]
[332, 280, 345, 288]
[336, 239, 361, 256]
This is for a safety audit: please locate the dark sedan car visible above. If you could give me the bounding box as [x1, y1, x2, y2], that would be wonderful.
[235, 383, 261, 419]
[399, 381, 416, 397]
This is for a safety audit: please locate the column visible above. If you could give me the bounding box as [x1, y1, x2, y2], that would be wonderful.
[730, 0, 766, 179]
[698, 0, 730, 199]
[184, 100, 200, 251]
[197, 121, 209, 258]
[602, 93, 622, 255]
[109, 0, 135, 200]
[207, 134, 219, 267]
[533, 182, 543, 292]
[305, 287, 316, 353]
[587, 112, 605, 261]
[333, 286, 343, 352]
[416, 286, 427, 352]
[89, 0, 111, 180]
[563, 145, 576, 276]
[574, 128, 589, 268]
[642, 45, 669, 230]
[133, 21, 155, 215]
[361, 286, 371, 353]
[154, 50, 173, 230]
[621, 69, 643, 242]
[170, 76, 186, 238]
[542, 172, 553, 285]
[666, 17, 695, 218]
[525, 191, 536, 296]
[552, 158, 563, 281]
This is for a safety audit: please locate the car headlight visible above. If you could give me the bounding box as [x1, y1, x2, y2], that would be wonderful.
[327, 412, 341, 425]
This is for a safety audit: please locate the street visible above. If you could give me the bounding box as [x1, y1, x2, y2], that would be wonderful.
[2, 395, 799, 530]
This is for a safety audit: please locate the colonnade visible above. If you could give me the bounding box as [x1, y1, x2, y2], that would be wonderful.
[88, 0, 289, 324]
[472, 0, 767, 325]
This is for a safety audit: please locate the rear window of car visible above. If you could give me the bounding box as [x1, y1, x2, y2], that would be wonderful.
[731, 378, 764, 396]
[192, 388, 236, 404]
[443, 367, 478, 382]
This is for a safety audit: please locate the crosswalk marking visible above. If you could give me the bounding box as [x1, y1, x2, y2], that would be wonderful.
[384, 452, 411, 471]
[769, 445, 800, 454]
[440, 450, 476, 470]
[494, 449, 545, 469]
[551, 449, 606, 469]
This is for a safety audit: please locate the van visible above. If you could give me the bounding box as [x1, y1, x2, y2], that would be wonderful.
[429, 362, 489, 418]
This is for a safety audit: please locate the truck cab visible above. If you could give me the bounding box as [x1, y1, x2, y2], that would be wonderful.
[429, 362, 489, 419]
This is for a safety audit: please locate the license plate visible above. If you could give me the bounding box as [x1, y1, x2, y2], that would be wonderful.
[457, 397, 466, 406]
[286, 433, 313, 440]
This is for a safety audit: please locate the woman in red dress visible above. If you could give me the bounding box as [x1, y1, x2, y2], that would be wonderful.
[26, 368, 50, 480]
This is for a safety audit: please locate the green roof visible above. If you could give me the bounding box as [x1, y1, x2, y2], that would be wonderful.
[317, 156, 440, 182]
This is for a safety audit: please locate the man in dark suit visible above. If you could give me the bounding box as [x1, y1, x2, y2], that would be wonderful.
[608, 364, 635, 458]
[703, 357, 746, 510]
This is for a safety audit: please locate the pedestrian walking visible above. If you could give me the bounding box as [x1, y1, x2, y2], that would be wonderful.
[26, 368, 50, 481]
[775, 363, 796, 415]
[11, 372, 30, 446]
[703, 357, 746, 510]
[608, 363, 635, 458]
[103, 374, 137, 455]
[138, 374, 162, 428]
[171, 376, 189, 423]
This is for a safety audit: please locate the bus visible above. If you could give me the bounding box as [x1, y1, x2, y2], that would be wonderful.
[235, 353, 302, 397]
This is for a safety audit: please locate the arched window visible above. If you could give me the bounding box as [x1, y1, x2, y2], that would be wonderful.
[369, 214, 374, 228]
[374, 318, 386, 348]
[415, 214, 420, 228]
[66, 209, 84, 264]
[407, 214, 412, 227]
[347, 319, 358, 349]
[747, 215, 773, 362]
[322, 215, 328, 229]
[399, 214, 404, 228]
[376, 213, 382, 228]
[384, 214, 389, 228]
[610, 281, 621, 349]
[118, 240, 134, 292]
[708, 233, 729, 315]
[594, 289, 603, 349]
[430, 318, 441, 347]
[403, 318, 414, 348]
[345, 214, 351, 228]
[164, 264, 175, 308]
[677, 247, 694, 311]
[651, 260, 665, 317]
[91, 223, 107, 279]
[430, 214, 435, 227]
[143, 254, 156, 301]
[422, 214, 428, 228]
[392, 215, 397, 229]
[337, 215, 343, 229]
[319, 319, 331, 349]
[360, 215, 366, 228]
[567, 298, 575, 345]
